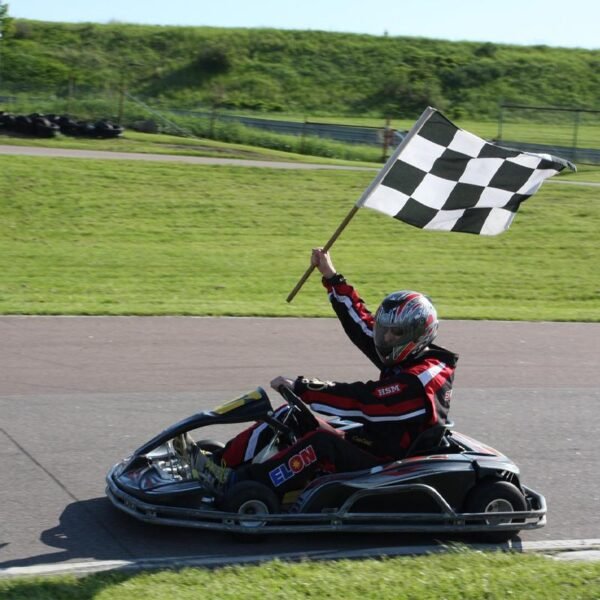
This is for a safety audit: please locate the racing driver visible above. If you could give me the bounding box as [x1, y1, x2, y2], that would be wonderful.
[193, 249, 459, 496]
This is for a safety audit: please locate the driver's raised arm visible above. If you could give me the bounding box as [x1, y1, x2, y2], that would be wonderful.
[311, 249, 381, 368]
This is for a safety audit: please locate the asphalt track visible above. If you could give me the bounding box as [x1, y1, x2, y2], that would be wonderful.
[1, 316, 599, 573]
[0, 144, 376, 171]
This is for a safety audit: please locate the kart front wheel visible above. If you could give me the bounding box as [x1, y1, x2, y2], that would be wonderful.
[221, 481, 279, 540]
[464, 480, 527, 543]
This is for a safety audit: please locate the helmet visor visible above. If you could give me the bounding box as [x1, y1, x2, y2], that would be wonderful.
[373, 323, 415, 361]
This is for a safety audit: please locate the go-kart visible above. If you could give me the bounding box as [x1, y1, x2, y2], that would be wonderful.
[106, 387, 546, 542]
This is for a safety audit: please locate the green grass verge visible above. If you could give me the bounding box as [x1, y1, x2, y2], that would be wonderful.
[1, 155, 598, 320]
[1, 552, 599, 599]
[551, 164, 600, 182]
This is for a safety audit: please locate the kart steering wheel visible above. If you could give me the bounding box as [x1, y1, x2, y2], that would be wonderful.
[277, 385, 320, 431]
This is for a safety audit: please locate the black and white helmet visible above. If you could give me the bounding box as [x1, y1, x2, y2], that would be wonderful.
[373, 291, 438, 366]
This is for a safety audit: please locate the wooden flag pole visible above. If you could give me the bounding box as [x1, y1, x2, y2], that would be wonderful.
[286, 106, 436, 303]
[285, 205, 360, 303]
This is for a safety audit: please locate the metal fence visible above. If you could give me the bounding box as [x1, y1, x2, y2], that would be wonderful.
[497, 104, 600, 164]
[2, 91, 599, 164]
[172, 104, 599, 163]
[170, 108, 405, 147]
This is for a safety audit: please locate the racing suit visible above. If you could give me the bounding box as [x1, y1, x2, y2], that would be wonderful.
[221, 274, 458, 495]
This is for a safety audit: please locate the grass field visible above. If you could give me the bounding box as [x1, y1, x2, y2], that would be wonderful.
[1, 551, 599, 599]
[1, 153, 598, 320]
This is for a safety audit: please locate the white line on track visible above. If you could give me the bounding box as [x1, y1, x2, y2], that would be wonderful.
[2, 538, 600, 579]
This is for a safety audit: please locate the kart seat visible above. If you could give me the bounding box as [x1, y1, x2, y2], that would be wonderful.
[404, 420, 454, 457]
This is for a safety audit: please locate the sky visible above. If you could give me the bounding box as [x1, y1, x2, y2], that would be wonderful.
[6, 0, 600, 50]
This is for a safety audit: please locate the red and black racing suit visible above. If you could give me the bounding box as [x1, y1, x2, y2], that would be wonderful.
[222, 274, 458, 496]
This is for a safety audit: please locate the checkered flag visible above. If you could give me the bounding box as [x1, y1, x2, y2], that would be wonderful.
[361, 107, 575, 235]
[286, 107, 576, 302]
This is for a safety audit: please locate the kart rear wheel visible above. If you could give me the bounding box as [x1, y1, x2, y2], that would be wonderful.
[464, 480, 527, 543]
[221, 481, 279, 541]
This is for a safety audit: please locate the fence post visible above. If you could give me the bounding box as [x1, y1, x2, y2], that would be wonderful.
[382, 117, 392, 161]
[67, 75, 74, 114]
[209, 106, 217, 138]
[300, 117, 307, 154]
[117, 72, 126, 125]
[572, 110, 580, 162]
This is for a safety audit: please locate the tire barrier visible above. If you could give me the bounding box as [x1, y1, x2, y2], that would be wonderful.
[0, 112, 124, 139]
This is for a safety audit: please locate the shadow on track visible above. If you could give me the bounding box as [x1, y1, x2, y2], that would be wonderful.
[0, 496, 523, 572]
[0, 497, 236, 569]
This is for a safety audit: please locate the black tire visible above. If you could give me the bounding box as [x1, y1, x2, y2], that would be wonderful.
[15, 115, 33, 135]
[464, 480, 528, 543]
[220, 481, 279, 541]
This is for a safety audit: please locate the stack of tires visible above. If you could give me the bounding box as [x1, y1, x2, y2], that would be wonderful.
[0, 112, 60, 138]
[48, 114, 125, 138]
[0, 112, 124, 139]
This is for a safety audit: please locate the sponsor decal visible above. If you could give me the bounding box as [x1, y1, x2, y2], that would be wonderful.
[268, 445, 317, 487]
[212, 389, 263, 415]
[374, 383, 407, 398]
